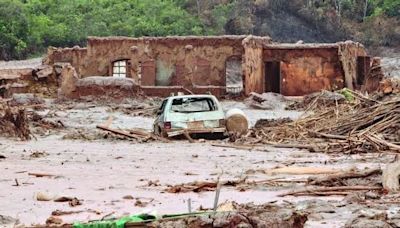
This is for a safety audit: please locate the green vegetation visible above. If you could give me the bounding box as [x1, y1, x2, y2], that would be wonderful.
[0, 0, 399, 60]
[1, 0, 204, 60]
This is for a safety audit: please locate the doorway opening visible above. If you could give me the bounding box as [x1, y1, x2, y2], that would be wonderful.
[225, 58, 243, 95]
[265, 61, 281, 93]
[356, 56, 371, 88]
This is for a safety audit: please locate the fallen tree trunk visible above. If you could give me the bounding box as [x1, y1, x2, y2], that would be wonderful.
[278, 186, 382, 197]
[307, 168, 381, 186]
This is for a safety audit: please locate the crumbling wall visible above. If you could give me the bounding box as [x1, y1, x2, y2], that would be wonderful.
[84, 37, 138, 77]
[58, 64, 80, 99]
[263, 46, 345, 96]
[44, 36, 272, 97]
[0, 66, 57, 98]
[243, 36, 268, 95]
[338, 41, 367, 90]
[128, 36, 248, 89]
[44, 47, 88, 76]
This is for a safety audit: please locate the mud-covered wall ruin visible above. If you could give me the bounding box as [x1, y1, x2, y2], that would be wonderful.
[128, 36, 246, 88]
[263, 46, 345, 96]
[44, 36, 273, 96]
[243, 37, 265, 95]
[338, 41, 368, 90]
[46, 36, 250, 88]
[44, 47, 88, 76]
[44, 36, 369, 98]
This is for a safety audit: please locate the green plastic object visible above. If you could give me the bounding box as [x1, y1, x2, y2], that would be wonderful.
[73, 214, 152, 228]
[339, 88, 355, 102]
[73, 211, 212, 228]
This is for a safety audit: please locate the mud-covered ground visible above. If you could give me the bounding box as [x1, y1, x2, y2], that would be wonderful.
[1, 99, 399, 227]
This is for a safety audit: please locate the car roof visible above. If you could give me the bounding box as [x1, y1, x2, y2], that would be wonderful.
[166, 94, 217, 100]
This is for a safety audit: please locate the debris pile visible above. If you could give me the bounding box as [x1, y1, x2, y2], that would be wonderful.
[244, 92, 288, 110]
[0, 102, 31, 140]
[269, 168, 385, 197]
[236, 91, 400, 153]
[9, 93, 45, 107]
[95, 116, 169, 142]
[286, 90, 348, 110]
[107, 97, 161, 117]
[378, 77, 400, 95]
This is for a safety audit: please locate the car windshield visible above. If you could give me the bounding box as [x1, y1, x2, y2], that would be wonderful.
[170, 97, 217, 113]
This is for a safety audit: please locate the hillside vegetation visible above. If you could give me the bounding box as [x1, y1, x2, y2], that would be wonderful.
[0, 0, 399, 60]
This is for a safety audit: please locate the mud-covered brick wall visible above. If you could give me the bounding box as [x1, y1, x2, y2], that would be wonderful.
[243, 36, 270, 95]
[129, 36, 246, 89]
[85, 37, 138, 77]
[263, 47, 345, 96]
[338, 41, 367, 90]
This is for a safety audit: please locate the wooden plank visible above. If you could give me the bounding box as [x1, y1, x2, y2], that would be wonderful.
[96, 125, 143, 140]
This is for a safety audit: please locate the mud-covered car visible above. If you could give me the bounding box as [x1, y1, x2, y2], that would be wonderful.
[153, 94, 226, 137]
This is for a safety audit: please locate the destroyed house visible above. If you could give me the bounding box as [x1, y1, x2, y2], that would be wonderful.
[44, 35, 372, 97]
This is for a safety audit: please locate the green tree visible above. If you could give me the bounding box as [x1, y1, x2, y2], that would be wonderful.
[0, 0, 29, 60]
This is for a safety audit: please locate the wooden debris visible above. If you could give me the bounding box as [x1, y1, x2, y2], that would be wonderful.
[308, 168, 381, 186]
[235, 93, 400, 154]
[165, 179, 246, 193]
[46, 216, 63, 225]
[53, 196, 75, 202]
[28, 172, 56, 178]
[378, 78, 400, 94]
[12, 178, 19, 187]
[278, 186, 382, 197]
[52, 209, 84, 216]
[266, 166, 343, 175]
[97, 125, 143, 140]
[183, 130, 195, 143]
[96, 119, 169, 143]
[211, 143, 270, 152]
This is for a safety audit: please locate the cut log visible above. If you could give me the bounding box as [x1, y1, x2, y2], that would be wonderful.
[225, 109, 248, 136]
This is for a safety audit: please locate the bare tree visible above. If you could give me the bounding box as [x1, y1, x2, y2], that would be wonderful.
[334, 0, 342, 22]
[334, 0, 342, 15]
[196, 0, 201, 18]
[363, 0, 368, 21]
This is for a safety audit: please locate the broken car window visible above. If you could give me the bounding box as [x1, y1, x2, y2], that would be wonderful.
[158, 99, 167, 114]
[171, 97, 216, 113]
